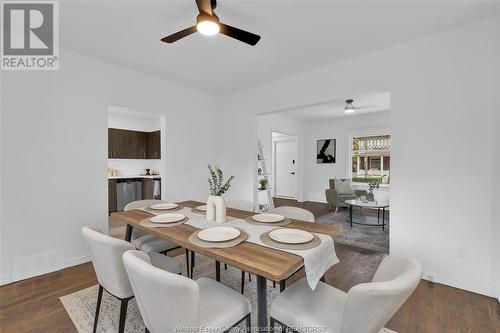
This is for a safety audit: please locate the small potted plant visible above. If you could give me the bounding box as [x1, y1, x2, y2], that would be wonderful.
[259, 178, 268, 190]
[207, 165, 234, 222]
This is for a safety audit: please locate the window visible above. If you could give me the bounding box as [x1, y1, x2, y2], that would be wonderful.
[351, 134, 390, 184]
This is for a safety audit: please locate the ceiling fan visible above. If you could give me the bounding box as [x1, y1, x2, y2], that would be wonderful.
[161, 0, 261, 46]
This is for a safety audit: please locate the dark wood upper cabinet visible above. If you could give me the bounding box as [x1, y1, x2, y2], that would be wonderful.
[147, 130, 161, 159]
[108, 128, 161, 159]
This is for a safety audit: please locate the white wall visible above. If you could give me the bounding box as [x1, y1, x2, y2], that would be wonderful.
[493, 15, 500, 302]
[217, 17, 499, 297]
[108, 106, 160, 132]
[305, 112, 390, 203]
[0, 47, 217, 284]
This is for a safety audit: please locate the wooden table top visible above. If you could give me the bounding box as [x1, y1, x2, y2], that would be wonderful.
[111, 200, 342, 281]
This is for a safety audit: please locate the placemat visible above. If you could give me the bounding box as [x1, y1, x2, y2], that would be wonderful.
[188, 228, 248, 248]
[139, 217, 189, 228]
[259, 228, 321, 250]
[244, 216, 291, 227]
[140, 205, 184, 214]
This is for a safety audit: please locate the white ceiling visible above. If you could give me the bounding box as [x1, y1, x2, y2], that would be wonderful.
[59, 1, 500, 95]
[277, 91, 391, 121]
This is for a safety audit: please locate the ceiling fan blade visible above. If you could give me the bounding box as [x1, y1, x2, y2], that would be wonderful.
[195, 0, 213, 15]
[161, 26, 197, 43]
[219, 23, 260, 46]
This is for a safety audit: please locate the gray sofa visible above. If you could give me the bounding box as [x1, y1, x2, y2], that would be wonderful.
[325, 179, 367, 213]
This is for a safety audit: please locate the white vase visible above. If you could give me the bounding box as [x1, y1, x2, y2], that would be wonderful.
[206, 195, 226, 223]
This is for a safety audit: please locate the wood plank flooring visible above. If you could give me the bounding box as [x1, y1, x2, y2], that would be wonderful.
[1, 242, 498, 333]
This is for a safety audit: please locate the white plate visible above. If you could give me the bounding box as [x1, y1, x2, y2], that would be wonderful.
[197, 227, 241, 242]
[149, 203, 178, 210]
[150, 213, 185, 224]
[269, 228, 314, 244]
[252, 213, 285, 223]
[195, 205, 207, 212]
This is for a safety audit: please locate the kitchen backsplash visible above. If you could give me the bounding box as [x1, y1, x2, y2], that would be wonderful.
[108, 159, 161, 176]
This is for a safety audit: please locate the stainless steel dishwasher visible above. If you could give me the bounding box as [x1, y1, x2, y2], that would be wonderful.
[116, 179, 142, 211]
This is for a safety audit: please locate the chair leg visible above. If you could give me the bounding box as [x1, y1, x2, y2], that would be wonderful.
[273, 281, 276, 288]
[224, 263, 228, 270]
[215, 261, 221, 282]
[248, 273, 252, 281]
[145, 329, 150, 333]
[280, 280, 286, 292]
[93, 285, 103, 333]
[335, 206, 339, 214]
[246, 313, 251, 330]
[118, 298, 129, 333]
[185, 249, 190, 278]
[240, 270, 245, 294]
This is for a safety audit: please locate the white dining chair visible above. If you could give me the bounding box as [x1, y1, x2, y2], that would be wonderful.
[270, 206, 315, 223]
[226, 199, 255, 212]
[270, 255, 423, 333]
[124, 200, 181, 253]
[81, 227, 182, 333]
[123, 250, 252, 333]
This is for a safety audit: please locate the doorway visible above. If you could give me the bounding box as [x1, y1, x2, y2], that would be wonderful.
[272, 132, 298, 199]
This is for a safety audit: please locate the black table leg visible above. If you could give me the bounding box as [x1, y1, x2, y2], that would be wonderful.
[215, 261, 221, 282]
[349, 205, 353, 227]
[125, 224, 132, 242]
[257, 275, 268, 332]
[377, 208, 380, 224]
[185, 249, 190, 278]
[382, 207, 386, 230]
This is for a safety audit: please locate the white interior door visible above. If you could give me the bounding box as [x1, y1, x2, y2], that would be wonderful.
[274, 138, 298, 198]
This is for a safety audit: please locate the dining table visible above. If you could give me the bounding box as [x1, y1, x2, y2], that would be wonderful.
[111, 200, 342, 331]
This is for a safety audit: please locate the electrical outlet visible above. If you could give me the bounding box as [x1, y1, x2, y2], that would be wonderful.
[457, 247, 468, 259]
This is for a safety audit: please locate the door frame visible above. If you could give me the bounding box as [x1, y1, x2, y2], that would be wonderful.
[272, 131, 299, 199]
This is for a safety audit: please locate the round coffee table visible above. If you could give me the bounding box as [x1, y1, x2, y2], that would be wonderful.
[344, 199, 389, 230]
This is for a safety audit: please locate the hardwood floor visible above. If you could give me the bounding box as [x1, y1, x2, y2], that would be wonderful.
[1, 241, 498, 333]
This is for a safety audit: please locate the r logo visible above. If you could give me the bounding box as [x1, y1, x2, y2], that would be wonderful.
[3, 2, 54, 55]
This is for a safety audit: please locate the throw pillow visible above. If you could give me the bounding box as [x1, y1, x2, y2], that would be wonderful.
[334, 178, 355, 195]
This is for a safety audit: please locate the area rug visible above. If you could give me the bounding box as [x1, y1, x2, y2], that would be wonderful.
[61, 254, 397, 332]
[317, 209, 389, 253]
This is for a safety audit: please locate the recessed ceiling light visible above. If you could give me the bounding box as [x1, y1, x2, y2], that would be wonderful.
[344, 99, 355, 113]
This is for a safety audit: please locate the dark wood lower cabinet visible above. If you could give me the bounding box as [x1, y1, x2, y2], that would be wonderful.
[142, 179, 154, 200]
[108, 179, 117, 215]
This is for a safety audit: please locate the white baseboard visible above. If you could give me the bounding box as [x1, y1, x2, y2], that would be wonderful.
[422, 272, 498, 299]
[0, 254, 91, 286]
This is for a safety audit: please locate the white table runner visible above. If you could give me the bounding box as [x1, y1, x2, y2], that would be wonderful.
[140, 206, 339, 290]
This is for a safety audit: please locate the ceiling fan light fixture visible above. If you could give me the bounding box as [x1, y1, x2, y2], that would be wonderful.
[344, 99, 355, 113]
[196, 15, 220, 36]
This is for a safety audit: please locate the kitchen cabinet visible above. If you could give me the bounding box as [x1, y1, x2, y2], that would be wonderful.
[147, 130, 161, 159]
[130, 131, 148, 159]
[108, 128, 160, 159]
[108, 179, 117, 215]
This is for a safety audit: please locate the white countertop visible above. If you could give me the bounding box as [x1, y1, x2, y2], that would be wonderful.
[108, 175, 161, 180]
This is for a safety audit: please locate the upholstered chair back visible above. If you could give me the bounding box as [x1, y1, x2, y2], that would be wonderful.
[81, 227, 135, 298]
[340, 255, 422, 333]
[270, 206, 315, 223]
[226, 200, 255, 212]
[123, 250, 200, 332]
